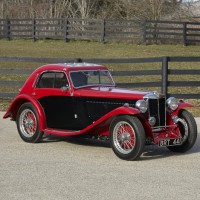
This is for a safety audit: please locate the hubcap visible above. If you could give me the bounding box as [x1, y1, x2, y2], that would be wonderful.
[19, 109, 37, 138]
[113, 121, 136, 154]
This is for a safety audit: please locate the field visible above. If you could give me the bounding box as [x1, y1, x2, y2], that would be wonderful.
[0, 39, 200, 116]
[1, 39, 200, 58]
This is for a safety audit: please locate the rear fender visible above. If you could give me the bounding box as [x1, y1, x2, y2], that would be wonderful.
[3, 94, 46, 131]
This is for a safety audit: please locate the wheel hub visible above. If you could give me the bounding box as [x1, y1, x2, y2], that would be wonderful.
[119, 132, 131, 142]
[113, 121, 136, 154]
[25, 119, 34, 128]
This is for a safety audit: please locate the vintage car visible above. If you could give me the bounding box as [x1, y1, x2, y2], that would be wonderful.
[3, 63, 197, 160]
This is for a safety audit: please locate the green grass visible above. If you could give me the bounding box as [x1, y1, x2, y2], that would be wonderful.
[0, 39, 200, 116]
[1, 39, 200, 58]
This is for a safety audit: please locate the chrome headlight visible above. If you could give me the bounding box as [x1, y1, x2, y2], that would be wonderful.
[166, 97, 179, 111]
[136, 100, 148, 113]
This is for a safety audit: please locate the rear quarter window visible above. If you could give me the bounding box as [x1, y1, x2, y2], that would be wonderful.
[36, 72, 68, 88]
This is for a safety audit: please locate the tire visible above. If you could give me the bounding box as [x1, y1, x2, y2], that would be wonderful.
[16, 102, 43, 143]
[167, 109, 197, 153]
[110, 115, 145, 161]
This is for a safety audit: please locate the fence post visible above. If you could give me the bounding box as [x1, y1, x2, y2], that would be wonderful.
[100, 19, 106, 43]
[32, 18, 36, 42]
[64, 19, 69, 43]
[162, 56, 169, 97]
[143, 20, 147, 45]
[183, 22, 187, 46]
[6, 18, 10, 40]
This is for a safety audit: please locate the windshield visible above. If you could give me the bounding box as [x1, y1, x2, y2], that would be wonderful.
[70, 70, 115, 88]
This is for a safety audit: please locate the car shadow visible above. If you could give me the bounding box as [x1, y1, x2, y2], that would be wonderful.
[64, 137, 111, 148]
[140, 146, 176, 161]
[41, 133, 200, 161]
[140, 134, 200, 161]
[42, 134, 111, 148]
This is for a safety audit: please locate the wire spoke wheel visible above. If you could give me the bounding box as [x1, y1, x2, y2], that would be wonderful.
[110, 115, 145, 161]
[177, 118, 189, 144]
[19, 109, 37, 138]
[17, 102, 43, 143]
[113, 121, 136, 154]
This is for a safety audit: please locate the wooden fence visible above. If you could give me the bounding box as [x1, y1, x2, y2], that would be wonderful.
[0, 56, 200, 99]
[1, 18, 200, 45]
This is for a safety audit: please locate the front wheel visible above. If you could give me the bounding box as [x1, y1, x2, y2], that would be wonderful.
[16, 102, 43, 143]
[110, 115, 145, 161]
[167, 109, 197, 153]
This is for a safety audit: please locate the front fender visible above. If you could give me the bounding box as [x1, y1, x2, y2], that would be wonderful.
[172, 101, 193, 117]
[102, 106, 140, 120]
[80, 106, 140, 134]
[3, 94, 46, 131]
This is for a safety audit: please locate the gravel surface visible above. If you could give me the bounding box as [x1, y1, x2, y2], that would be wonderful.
[0, 112, 200, 200]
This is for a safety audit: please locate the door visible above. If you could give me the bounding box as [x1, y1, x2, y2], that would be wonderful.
[35, 71, 77, 130]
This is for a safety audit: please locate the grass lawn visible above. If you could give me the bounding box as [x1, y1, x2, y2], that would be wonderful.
[0, 39, 199, 116]
[1, 39, 200, 58]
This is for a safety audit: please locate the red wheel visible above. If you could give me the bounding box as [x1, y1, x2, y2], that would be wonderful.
[16, 103, 43, 143]
[19, 109, 37, 137]
[110, 115, 145, 160]
[113, 121, 136, 154]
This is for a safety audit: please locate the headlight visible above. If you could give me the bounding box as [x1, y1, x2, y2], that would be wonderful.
[135, 100, 147, 113]
[166, 97, 179, 111]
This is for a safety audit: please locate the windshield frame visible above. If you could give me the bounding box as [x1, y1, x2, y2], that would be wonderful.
[69, 69, 116, 89]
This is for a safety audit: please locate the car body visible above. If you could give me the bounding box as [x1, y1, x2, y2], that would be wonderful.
[3, 63, 197, 160]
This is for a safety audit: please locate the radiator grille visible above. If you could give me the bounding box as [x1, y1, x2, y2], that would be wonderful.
[148, 98, 166, 127]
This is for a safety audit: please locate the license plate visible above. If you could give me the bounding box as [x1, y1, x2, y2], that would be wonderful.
[158, 138, 182, 147]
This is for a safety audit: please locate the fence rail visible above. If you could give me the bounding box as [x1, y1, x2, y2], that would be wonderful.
[1, 18, 200, 45]
[0, 56, 200, 99]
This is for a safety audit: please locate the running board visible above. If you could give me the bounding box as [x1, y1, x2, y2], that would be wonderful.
[44, 128, 81, 136]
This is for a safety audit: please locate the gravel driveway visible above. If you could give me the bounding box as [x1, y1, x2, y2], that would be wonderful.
[0, 112, 200, 200]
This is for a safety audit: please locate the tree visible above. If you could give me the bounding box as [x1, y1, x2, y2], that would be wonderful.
[70, 0, 100, 18]
[0, 0, 197, 21]
[49, 0, 72, 18]
[176, 0, 200, 21]
[116, 0, 182, 20]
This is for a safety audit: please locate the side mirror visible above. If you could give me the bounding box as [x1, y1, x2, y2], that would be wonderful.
[61, 86, 69, 92]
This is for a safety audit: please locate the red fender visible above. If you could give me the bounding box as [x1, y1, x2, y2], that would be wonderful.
[167, 101, 193, 126]
[3, 94, 46, 131]
[78, 106, 140, 134]
[172, 101, 193, 117]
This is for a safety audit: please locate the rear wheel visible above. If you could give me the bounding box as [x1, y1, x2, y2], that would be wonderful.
[16, 102, 43, 143]
[110, 115, 145, 160]
[167, 109, 197, 153]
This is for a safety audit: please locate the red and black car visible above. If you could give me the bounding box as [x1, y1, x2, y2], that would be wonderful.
[3, 63, 197, 160]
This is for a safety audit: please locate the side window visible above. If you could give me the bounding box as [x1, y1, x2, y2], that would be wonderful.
[36, 72, 54, 88]
[54, 72, 69, 88]
[36, 72, 68, 88]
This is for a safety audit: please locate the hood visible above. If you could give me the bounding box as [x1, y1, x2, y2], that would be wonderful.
[74, 86, 149, 100]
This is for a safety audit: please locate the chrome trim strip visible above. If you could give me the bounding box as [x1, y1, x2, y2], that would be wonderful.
[152, 125, 177, 132]
[158, 99, 160, 126]
[144, 91, 165, 99]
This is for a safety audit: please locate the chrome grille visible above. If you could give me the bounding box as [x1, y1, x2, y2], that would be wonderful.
[148, 98, 166, 127]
